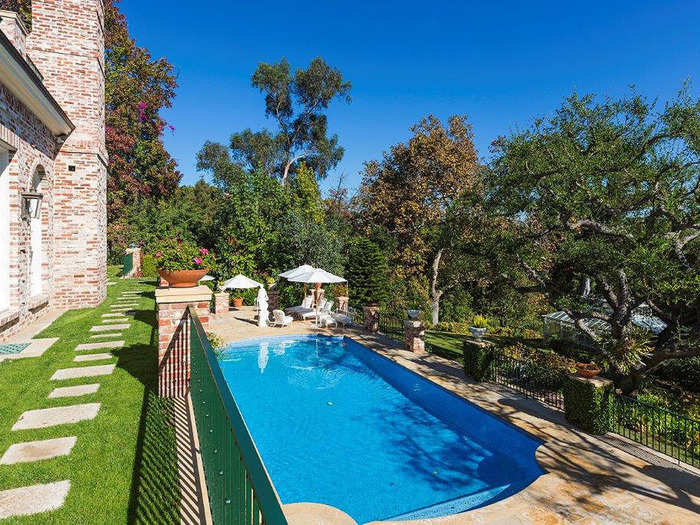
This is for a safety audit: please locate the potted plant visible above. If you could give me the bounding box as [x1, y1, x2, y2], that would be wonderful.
[469, 315, 489, 339]
[575, 361, 602, 378]
[407, 309, 422, 320]
[232, 296, 244, 308]
[154, 239, 215, 288]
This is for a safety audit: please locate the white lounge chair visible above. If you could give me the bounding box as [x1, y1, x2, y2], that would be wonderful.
[302, 300, 334, 321]
[319, 313, 338, 328]
[285, 295, 314, 316]
[332, 311, 354, 327]
[270, 309, 293, 327]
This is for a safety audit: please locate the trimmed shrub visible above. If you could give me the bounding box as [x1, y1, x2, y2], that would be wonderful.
[141, 254, 158, 278]
[563, 376, 612, 434]
[463, 340, 494, 381]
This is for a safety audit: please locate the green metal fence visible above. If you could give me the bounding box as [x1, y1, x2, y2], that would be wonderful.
[188, 307, 288, 525]
[122, 252, 133, 277]
[610, 393, 700, 467]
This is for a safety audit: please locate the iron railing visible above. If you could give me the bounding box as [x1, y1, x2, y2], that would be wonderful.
[486, 349, 566, 410]
[188, 307, 288, 525]
[378, 314, 403, 341]
[610, 393, 700, 467]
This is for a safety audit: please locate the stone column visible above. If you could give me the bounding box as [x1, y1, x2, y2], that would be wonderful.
[156, 285, 212, 397]
[268, 290, 280, 313]
[463, 339, 495, 381]
[336, 296, 349, 314]
[562, 375, 613, 434]
[404, 319, 426, 353]
[125, 247, 142, 278]
[213, 292, 229, 315]
[363, 305, 379, 332]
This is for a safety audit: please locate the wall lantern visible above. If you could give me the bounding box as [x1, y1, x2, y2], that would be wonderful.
[21, 191, 43, 219]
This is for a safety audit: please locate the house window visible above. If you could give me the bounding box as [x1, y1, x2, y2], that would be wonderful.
[0, 150, 9, 311]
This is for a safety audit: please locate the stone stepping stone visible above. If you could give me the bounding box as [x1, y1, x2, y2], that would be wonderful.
[109, 307, 136, 312]
[91, 333, 123, 340]
[12, 403, 101, 430]
[76, 340, 124, 351]
[0, 480, 70, 518]
[1, 437, 77, 465]
[48, 384, 100, 399]
[51, 365, 115, 381]
[112, 301, 138, 306]
[103, 312, 131, 318]
[102, 316, 129, 322]
[74, 353, 114, 362]
[90, 324, 130, 332]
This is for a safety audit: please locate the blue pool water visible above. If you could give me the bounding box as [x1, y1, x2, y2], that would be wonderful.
[217, 335, 542, 523]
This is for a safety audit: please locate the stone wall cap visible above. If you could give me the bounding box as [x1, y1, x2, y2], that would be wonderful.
[403, 319, 424, 328]
[155, 285, 212, 304]
[568, 374, 614, 388]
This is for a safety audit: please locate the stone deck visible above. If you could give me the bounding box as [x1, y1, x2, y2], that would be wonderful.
[208, 308, 700, 525]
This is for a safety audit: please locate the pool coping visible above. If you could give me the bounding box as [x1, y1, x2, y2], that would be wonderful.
[209, 323, 700, 524]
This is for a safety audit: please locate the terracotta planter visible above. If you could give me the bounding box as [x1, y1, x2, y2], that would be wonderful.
[576, 362, 602, 378]
[232, 297, 244, 308]
[158, 269, 208, 288]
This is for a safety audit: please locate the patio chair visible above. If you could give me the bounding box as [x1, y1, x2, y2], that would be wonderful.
[319, 313, 338, 328]
[284, 295, 314, 316]
[302, 300, 334, 321]
[332, 311, 354, 327]
[270, 309, 293, 328]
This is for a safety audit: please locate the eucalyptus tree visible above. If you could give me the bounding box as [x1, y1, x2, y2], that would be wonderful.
[485, 90, 700, 391]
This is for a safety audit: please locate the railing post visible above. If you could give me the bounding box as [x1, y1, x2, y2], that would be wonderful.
[156, 285, 213, 397]
[403, 319, 426, 353]
[213, 291, 229, 315]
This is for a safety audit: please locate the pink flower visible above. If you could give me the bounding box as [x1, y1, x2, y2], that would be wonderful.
[168, 125, 176, 132]
[199, 248, 209, 255]
[193, 257, 203, 265]
[137, 101, 147, 110]
[155, 251, 162, 258]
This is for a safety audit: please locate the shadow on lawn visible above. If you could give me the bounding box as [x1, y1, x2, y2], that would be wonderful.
[115, 306, 181, 525]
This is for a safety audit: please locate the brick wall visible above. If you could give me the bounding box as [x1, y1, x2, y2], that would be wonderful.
[26, 0, 107, 308]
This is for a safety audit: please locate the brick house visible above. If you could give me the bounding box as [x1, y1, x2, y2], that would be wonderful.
[0, 1, 107, 339]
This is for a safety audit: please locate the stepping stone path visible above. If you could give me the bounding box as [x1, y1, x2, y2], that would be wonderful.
[48, 384, 100, 399]
[91, 333, 123, 339]
[90, 324, 130, 332]
[1, 437, 77, 465]
[12, 404, 101, 430]
[51, 365, 115, 381]
[74, 353, 114, 362]
[76, 340, 124, 351]
[1, 287, 143, 519]
[0, 481, 71, 519]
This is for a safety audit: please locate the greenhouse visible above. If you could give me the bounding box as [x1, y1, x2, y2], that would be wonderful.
[542, 306, 667, 349]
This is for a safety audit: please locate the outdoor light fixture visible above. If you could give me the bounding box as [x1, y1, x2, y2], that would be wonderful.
[21, 191, 43, 219]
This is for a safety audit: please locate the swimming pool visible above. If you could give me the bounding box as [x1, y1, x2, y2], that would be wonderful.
[217, 335, 543, 523]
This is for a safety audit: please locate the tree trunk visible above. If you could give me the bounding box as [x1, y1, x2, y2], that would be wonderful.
[429, 249, 444, 325]
[430, 293, 442, 325]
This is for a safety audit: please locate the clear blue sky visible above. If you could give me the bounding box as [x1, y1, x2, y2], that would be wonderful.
[120, 0, 699, 195]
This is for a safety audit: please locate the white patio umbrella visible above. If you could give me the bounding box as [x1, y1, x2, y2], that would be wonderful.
[288, 268, 346, 327]
[199, 274, 215, 282]
[279, 264, 314, 279]
[221, 274, 262, 290]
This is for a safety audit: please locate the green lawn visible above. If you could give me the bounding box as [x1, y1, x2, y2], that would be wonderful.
[425, 331, 467, 362]
[0, 267, 179, 524]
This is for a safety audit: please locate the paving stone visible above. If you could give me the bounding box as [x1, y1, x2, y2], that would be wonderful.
[102, 312, 130, 318]
[90, 324, 130, 332]
[1, 437, 77, 465]
[51, 365, 115, 381]
[48, 384, 100, 399]
[0, 480, 71, 518]
[74, 353, 114, 362]
[91, 333, 123, 339]
[111, 302, 138, 307]
[12, 404, 101, 430]
[102, 318, 129, 324]
[75, 340, 124, 351]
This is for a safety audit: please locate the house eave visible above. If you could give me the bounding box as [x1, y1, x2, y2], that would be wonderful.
[0, 30, 74, 136]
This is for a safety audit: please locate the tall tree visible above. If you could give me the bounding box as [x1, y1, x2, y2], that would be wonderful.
[358, 115, 480, 323]
[105, 0, 180, 256]
[239, 57, 351, 185]
[485, 90, 700, 392]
